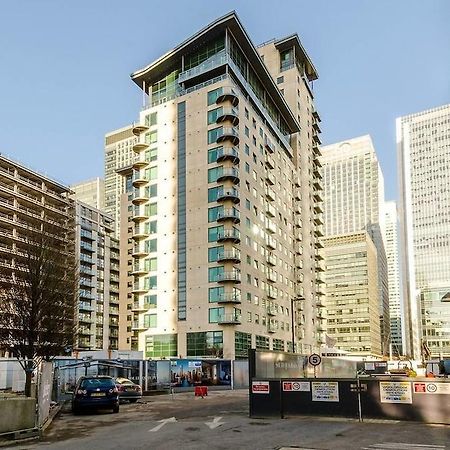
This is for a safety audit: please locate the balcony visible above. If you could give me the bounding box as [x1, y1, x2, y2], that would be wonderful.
[316, 260, 325, 272]
[132, 188, 149, 205]
[267, 270, 277, 283]
[313, 190, 323, 202]
[267, 305, 277, 316]
[295, 218, 302, 228]
[132, 124, 149, 136]
[216, 188, 240, 204]
[131, 321, 147, 331]
[313, 177, 323, 190]
[264, 138, 275, 154]
[268, 322, 277, 333]
[294, 189, 301, 201]
[314, 202, 324, 214]
[312, 122, 321, 133]
[217, 271, 241, 284]
[217, 292, 242, 304]
[295, 230, 302, 242]
[217, 228, 241, 244]
[266, 287, 277, 299]
[315, 250, 324, 260]
[314, 214, 324, 225]
[265, 171, 275, 186]
[312, 110, 321, 122]
[316, 272, 325, 284]
[217, 248, 241, 263]
[266, 252, 276, 266]
[218, 313, 241, 325]
[295, 286, 305, 298]
[316, 297, 326, 308]
[216, 127, 239, 146]
[132, 245, 149, 257]
[216, 146, 240, 164]
[216, 107, 239, 126]
[313, 166, 322, 178]
[266, 235, 276, 250]
[132, 264, 147, 275]
[79, 302, 93, 311]
[313, 134, 322, 145]
[80, 242, 94, 252]
[217, 208, 240, 224]
[313, 145, 322, 157]
[294, 205, 301, 215]
[133, 154, 149, 169]
[315, 239, 324, 249]
[216, 86, 239, 107]
[132, 170, 147, 187]
[265, 187, 276, 202]
[265, 203, 275, 218]
[265, 219, 276, 234]
[217, 168, 239, 184]
[132, 226, 149, 239]
[132, 142, 149, 153]
[131, 302, 148, 312]
[132, 283, 148, 294]
[132, 206, 148, 222]
[265, 155, 275, 170]
[314, 225, 324, 237]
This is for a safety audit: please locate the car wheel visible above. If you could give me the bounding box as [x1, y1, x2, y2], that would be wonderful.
[113, 404, 119, 413]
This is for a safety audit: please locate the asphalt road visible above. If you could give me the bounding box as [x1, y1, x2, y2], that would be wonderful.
[7, 390, 450, 450]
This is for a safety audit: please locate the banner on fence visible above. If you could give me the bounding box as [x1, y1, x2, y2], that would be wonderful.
[380, 381, 412, 404]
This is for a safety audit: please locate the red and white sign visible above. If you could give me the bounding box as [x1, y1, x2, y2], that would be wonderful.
[252, 381, 270, 394]
[413, 382, 450, 395]
[282, 381, 311, 392]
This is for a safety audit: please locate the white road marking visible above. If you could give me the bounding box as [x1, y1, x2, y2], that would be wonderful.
[205, 416, 225, 429]
[149, 417, 177, 432]
[362, 443, 445, 450]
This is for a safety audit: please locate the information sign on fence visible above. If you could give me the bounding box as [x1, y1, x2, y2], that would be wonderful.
[311, 381, 339, 402]
[252, 381, 270, 394]
[380, 381, 412, 404]
[282, 381, 310, 392]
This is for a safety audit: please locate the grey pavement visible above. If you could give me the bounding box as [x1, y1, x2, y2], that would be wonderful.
[6, 390, 450, 450]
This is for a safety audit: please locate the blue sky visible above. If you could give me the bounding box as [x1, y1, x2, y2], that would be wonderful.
[1, 0, 449, 199]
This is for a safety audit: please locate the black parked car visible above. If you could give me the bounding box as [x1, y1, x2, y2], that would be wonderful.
[72, 376, 119, 414]
[115, 377, 142, 403]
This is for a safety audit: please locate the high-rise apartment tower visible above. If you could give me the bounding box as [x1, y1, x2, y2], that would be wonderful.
[116, 12, 324, 359]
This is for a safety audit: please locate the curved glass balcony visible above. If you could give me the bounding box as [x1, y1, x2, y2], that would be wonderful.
[132, 124, 149, 136]
[216, 107, 239, 126]
[217, 248, 241, 263]
[216, 147, 240, 164]
[217, 208, 240, 224]
[216, 127, 239, 146]
[216, 188, 240, 204]
[216, 87, 239, 107]
[217, 229, 241, 244]
[217, 271, 241, 284]
[216, 168, 239, 184]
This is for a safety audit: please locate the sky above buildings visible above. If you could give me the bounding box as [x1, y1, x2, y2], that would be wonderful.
[0, 0, 449, 200]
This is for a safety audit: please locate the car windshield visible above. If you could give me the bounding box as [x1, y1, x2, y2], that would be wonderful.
[116, 378, 134, 384]
[80, 378, 114, 389]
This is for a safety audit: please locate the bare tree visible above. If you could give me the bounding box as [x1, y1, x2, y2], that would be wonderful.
[0, 225, 77, 397]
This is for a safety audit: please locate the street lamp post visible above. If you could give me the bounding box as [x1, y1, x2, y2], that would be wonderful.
[291, 296, 304, 353]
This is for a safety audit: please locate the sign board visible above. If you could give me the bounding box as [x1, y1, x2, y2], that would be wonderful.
[312, 381, 339, 402]
[308, 354, 322, 367]
[282, 381, 311, 392]
[380, 382, 412, 404]
[252, 381, 270, 394]
[413, 382, 450, 395]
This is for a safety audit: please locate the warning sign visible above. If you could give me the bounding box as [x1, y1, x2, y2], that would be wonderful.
[413, 382, 450, 395]
[282, 381, 311, 392]
[252, 381, 270, 394]
[380, 382, 412, 404]
[312, 382, 339, 402]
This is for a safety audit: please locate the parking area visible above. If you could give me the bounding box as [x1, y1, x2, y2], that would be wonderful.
[5, 390, 450, 450]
